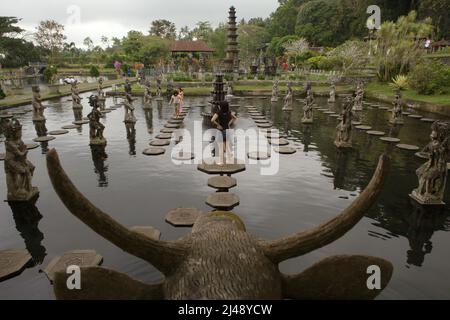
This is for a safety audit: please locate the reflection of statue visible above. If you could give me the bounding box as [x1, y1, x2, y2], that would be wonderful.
[335, 98, 358, 148]
[156, 75, 163, 100]
[124, 79, 132, 95]
[390, 92, 404, 125]
[410, 121, 449, 205]
[352, 81, 364, 111]
[3, 118, 39, 202]
[123, 92, 137, 123]
[87, 95, 106, 146]
[144, 108, 153, 134]
[302, 87, 314, 124]
[283, 111, 291, 134]
[90, 145, 108, 187]
[32, 86, 45, 121]
[97, 78, 106, 111]
[71, 82, 83, 110]
[271, 80, 279, 102]
[333, 149, 351, 189]
[9, 202, 46, 265]
[126, 122, 136, 156]
[302, 123, 312, 152]
[34, 120, 48, 137]
[282, 90, 293, 111]
[328, 83, 336, 103]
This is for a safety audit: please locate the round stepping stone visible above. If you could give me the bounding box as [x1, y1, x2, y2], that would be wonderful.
[396, 144, 420, 151]
[26, 143, 40, 150]
[33, 136, 55, 142]
[318, 108, 329, 111]
[408, 114, 422, 119]
[48, 129, 69, 135]
[0, 114, 13, 119]
[355, 125, 372, 130]
[207, 176, 237, 190]
[73, 120, 89, 125]
[415, 152, 429, 159]
[0, 153, 4, 161]
[0, 249, 32, 282]
[257, 123, 272, 128]
[161, 128, 176, 134]
[402, 112, 411, 115]
[329, 114, 340, 118]
[198, 160, 246, 175]
[265, 133, 281, 139]
[43, 250, 103, 283]
[351, 121, 362, 126]
[274, 146, 297, 154]
[421, 118, 436, 123]
[380, 137, 400, 143]
[248, 151, 271, 160]
[168, 119, 183, 124]
[155, 133, 172, 139]
[255, 120, 270, 124]
[142, 147, 165, 156]
[206, 193, 240, 210]
[62, 125, 80, 130]
[379, 106, 389, 110]
[251, 115, 266, 120]
[165, 208, 203, 227]
[172, 152, 195, 160]
[268, 138, 289, 146]
[130, 226, 161, 241]
[11, 111, 26, 115]
[150, 139, 170, 147]
[323, 111, 335, 114]
[164, 123, 179, 128]
[367, 130, 385, 136]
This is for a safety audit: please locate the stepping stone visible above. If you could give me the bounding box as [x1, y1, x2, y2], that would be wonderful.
[164, 123, 179, 129]
[329, 114, 340, 118]
[26, 143, 40, 150]
[257, 123, 272, 128]
[318, 108, 329, 111]
[150, 139, 170, 147]
[367, 130, 385, 136]
[415, 152, 429, 159]
[408, 114, 422, 119]
[379, 106, 389, 110]
[248, 151, 271, 160]
[0, 153, 4, 161]
[172, 152, 195, 160]
[323, 111, 335, 114]
[155, 133, 172, 139]
[11, 111, 26, 115]
[130, 226, 161, 241]
[396, 144, 420, 151]
[33, 136, 55, 142]
[0, 114, 13, 119]
[206, 193, 240, 210]
[161, 128, 176, 134]
[0, 249, 32, 282]
[168, 119, 183, 124]
[265, 133, 281, 139]
[62, 125, 80, 130]
[355, 125, 372, 130]
[274, 146, 297, 154]
[268, 138, 289, 146]
[421, 118, 436, 123]
[351, 121, 362, 125]
[142, 147, 165, 156]
[402, 112, 411, 115]
[100, 110, 111, 114]
[207, 176, 237, 190]
[165, 208, 203, 227]
[251, 115, 266, 120]
[255, 120, 270, 124]
[43, 250, 103, 283]
[198, 160, 246, 175]
[380, 137, 400, 143]
[48, 130, 69, 135]
[73, 120, 89, 125]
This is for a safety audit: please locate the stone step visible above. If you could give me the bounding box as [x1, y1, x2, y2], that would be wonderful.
[207, 176, 237, 190]
[0, 249, 31, 282]
[165, 208, 203, 227]
[206, 193, 240, 210]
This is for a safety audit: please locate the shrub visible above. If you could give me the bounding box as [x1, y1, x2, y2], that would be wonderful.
[0, 85, 5, 99]
[389, 75, 408, 91]
[43, 66, 58, 84]
[307, 56, 333, 70]
[408, 61, 450, 95]
[89, 65, 100, 77]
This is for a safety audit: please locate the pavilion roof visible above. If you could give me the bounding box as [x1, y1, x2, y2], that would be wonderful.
[169, 40, 215, 53]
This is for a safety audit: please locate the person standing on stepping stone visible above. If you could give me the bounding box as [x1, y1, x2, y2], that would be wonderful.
[169, 90, 181, 118]
[211, 101, 237, 165]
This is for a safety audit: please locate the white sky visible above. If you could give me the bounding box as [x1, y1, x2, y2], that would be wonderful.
[2, 0, 279, 47]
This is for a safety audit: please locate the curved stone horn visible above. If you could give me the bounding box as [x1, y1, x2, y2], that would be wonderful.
[46, 149, 189, 274]
[260, 154, 389, 263]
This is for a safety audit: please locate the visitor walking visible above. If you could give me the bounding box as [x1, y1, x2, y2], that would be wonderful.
[169, 90, 181, 118]
[211, 101, 237, 165]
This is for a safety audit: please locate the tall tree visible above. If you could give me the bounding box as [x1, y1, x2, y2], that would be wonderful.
[34, 20, 66, 63]
[83, 37, 94, 51]
[191, 21, 213, 41]
[178, 26, 192, 40]
[149, 19, 176, 39]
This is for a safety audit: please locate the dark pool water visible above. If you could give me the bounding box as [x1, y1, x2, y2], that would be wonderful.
[0, 91, 449, 299]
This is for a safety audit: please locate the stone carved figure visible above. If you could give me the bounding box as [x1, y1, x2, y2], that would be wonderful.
[87, 95, 106, 146]
[271, 80, 279, 102]
[282, 89, 293, 111]
[302, 86, 314, 123]
[97, 78, 106, 111]
[353, 81, 364, 111]
[71, 82, 83, 110]
[390, 92, 404, 125]
[328, 83, 336, 103]
[410, 121, 450, 205]
[156, 75, 163, 100]
[46, 150, 393, 300]
[123, 92, 137, 123]
[143, 80, 152, 108]
[31, 86, 45, 121]
[124, 79, 132, 95]
[335, 97, 358, 148]
[3, 118, 39, 202]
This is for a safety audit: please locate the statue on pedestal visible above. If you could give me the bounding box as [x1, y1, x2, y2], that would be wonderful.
[328, 83, 336, 103]
[410, 121, 449, 205]
[31, 86, 45, 122]
[302, 86, 314, 123]
[352, 81, 364, 111]
[97, 78, 106, 110]
[87, 95, 106, 146]
[282, 89, 293, 111]
[71, 81, 83, 110]
[3, 118, 39, 202]
[271, 80, 279, 102]
[143, 80, 152, 108]
[390, 91, 404, 125]
[335, 98, 358, 148]
[123, 92, 137, 123]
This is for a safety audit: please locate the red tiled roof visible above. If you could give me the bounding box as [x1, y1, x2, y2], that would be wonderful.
[169, 40, 215, 53]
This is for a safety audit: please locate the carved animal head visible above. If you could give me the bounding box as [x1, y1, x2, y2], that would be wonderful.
[47, 149, 393, 300]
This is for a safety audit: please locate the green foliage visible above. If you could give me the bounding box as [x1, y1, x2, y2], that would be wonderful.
[267, 35, 299, 57]
[408, 61, 450, 95]
[206, 24, 227, 58]
[149, 19, 176, 39]
[238, 24, 270, 63]
[89, 65, 100, 77]
[266, 0, 301, 38]
[327, 40, 368, 74]
[306, 55, 333, 70]
[417, 0, 450, 39]
[43, 65, 58, 84]
[389, 75, 409, 91]
[0, 85, 5, 99]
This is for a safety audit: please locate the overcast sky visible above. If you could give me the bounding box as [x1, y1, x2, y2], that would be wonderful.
[3, 0, 279, 47]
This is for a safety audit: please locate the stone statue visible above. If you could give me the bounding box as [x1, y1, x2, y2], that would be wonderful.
[143, 80, 152, 107]
[271, 80, 279, 102]
[335, 97, 358, 148]
[389, 91, 404, 125]
[3, 118, 39, 202]
[353, 81, 364, 111]
[97, 78, 106, 111]
[87, 95, 106, 146]
[282, 89, 293, 111]
[302, 86, 314, 123]
[71, 82, 83, 110]
[287, 82, 293, 95]
[225, 82, 234, 101]
[46, 149, 393, 300]
[124, 79, 132, 95]
[156, 75, 163, 100]
[123, 92, 137, 123]
[328, 83, 336, 104]
[31, 86, 45, 122]
[410, 121, 450, 205]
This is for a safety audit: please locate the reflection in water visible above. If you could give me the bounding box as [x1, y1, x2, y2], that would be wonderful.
[333, 149, 351, 190]
[73, 108, 83, 122]
[302, 124, 312, 153]
[157, 100, 163, 120]
[388, 124, 402, 138]
[125, 123, 136, 156]
[144, 109, 153, 135]
[283, 111, 292, 135]
[8, 202, 46, 265]
[33, 120, 49, 153]
[90, 145, 108, 187]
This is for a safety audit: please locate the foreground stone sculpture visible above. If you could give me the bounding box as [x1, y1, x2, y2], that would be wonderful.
[389, 92, 404, 125]
[97, 78, 106, 110]
[271, 80, 279, 102]
[71, 81, 83, 110]
[32, 86, 46, 122]
[335, 98, 358, 148]
[87, 95, 106, 146]
[3, 118, 39, 202]
[410, 121, 449, 205]
[302, 86, 314, 124]
[46, 149, 392, 300]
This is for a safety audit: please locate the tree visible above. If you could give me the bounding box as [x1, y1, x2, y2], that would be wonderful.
[0, 16, 24, 38]
[206, 24, 227, 58]
[283, 38, 310, 65]
[417, 0, 450, 39]
[191, 21, 213, 41]
[149, 19, 176, 39]
[327, 40, 369, 74]
[266, 0, 301, 38]
[34, 20, 66, 63]
[83, 37, 94, 51]
[178, 26, 192, 40]
[101, 35, 110, 48]
[238, 24, 269, 65]
[267, 35, 299, 57]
